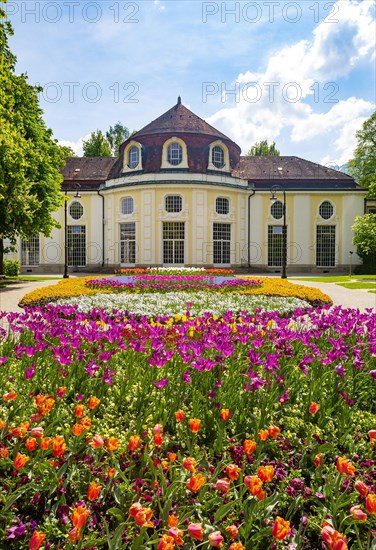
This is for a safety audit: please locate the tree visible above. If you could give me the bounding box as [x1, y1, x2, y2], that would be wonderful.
[59, 145, 76, 158]
[0, 4, 65, 276]
[347, 112, 376, 198]
[352, 214, 376, 258]
[247, 140, 280, 156]
[106, 122, 129, 155]
[82, 130, 112, 157]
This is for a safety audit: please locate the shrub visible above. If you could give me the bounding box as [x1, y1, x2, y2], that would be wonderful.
[3, 259, 20, 277]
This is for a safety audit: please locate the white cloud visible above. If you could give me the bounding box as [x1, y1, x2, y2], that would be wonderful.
[59, 135, 90, 157]
[206, 0, 375, 162]
[154, 0, 166, 12]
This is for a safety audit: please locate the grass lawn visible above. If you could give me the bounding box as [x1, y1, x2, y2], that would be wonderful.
[291, 275, 376, 283]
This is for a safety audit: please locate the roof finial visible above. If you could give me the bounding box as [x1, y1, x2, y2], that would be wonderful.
[177, 95, 181, 104]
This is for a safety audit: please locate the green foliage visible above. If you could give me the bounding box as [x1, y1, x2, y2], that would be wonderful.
[106, 122, 129, 156]
[3, 259, 20, 277]
[347, 111, 376, 198]
[0, 4, 64, 274]
[247, 140, 280, 156]
[59, 144, 76, 158]
[352, 213, 376, 256]
[82, 130, 112, 157]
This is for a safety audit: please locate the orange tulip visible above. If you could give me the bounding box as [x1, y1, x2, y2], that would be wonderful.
[355, 480, 369, 497]
[26, 437, 38, 451]
[208, 531, 224, 547]
[182, 457, 196, 472]
[12, 425, 28, 438]
[157, 535, 175, 550]
[188, 523, 204, 541]
[226, 525, 239, 539]
[244, 475, 263, 497]
[167, 514, 179, 528]
[186, 473, 206, 492]
[75, 404, 85, 418]
[175, 409, 185, 422]
[87, 481, 102, 501]
[229, 544, 246, 550]
[220, 409, 230, 421]
[365, 493, 376, 514]
[107, 467, 116, 477]
[243, 439, 256, 454]
[13, 452, 30, 470]
[188, 418, 201, 433]
[272, 517, 290, 540]
[257, 465, 274, 482]
[314, 453, 324, 468]
[216, 478, 230, 494]
[268, 425, 280, 439]
[72, 423, 85, 436]
[79, 416, 91, 430]
[106, 437, 119, 451]
[336, 457, 356, 476]
[168, 452, 177, 462]
[89, 435, 104, 448]
[52, 436, 67, 458]
[167, 526, 184, 545]
[129, 502, 143, 518]
[3, 390, 17, 401]
[321, 525, 348, 550]
[368, 430, 376, 444]
[71, 506, 89, 529]
[87, 396, 100, 410]
[225, 464, 241, 481]
[350, 505, 367, 521]
[68, 527, 82, 542]
[0, 418, 5, 429]
[134, 507, 153, 527]
[309, 402, 320, 415]
[57, 386, 67, 398]
[258, 429, 269, 441]
[0, 448, 9, 459]
[40, 437, 51, 450]
[38, 396, 55, 416]
[28, 530, 46, 550]
[128, 435, 141, 451]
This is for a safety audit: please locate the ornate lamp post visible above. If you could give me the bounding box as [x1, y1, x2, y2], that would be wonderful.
[270, 185, 287, 279]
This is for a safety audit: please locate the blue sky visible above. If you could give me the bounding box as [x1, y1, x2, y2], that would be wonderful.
[3, 0, 375, 165]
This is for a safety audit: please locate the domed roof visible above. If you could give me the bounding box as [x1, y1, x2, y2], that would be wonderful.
[132, 98, 231, 141]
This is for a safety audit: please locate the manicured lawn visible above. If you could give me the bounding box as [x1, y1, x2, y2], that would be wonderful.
[0, 272, 375, 549]
[291, 275, 376, 283]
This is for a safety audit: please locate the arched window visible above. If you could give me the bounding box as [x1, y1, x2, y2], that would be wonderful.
[121, 197, 134, 215]
[212, 146, 225, 168]
[167, 143, 183, 166]
[128, 146, 139, 169]
[216, 197, 229, 215]
[69, 201, 83, 220]
[319, 201, 334, 220]
[271, 200, 284, 220]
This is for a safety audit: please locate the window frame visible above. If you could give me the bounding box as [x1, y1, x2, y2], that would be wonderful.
[165, 194, 183, 213]
[121, 196, 134, 215]
[215, 197, 230, 215]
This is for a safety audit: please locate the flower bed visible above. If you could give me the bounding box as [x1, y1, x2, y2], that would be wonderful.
[0, 304, 375, 548]
[115, 268, 235, 276]
[85, 275, 262, 294]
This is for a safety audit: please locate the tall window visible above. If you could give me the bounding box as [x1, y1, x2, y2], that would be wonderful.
[212, 146, 225, 168]
[121, 197, 134, 215]
[216, 197, 229, 215]
[128, 146, 139, 169]
[163, 222, 185, 264]
[21, 235, 40, 266]
[213, 223, 231, 264]
[68, 226, 86, 267]
[165, 195, 182, 213]
[167, 143, 182, 165]
[120, 223, 136, 264]
[316, 226, 336, 267]
[268, 225, 284, 266]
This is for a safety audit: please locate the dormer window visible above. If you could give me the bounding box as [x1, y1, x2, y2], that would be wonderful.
[161, 137, 188, 169]
[123, 141, 142, 172]
[128, 146, 139, 169]
[167, 143, 182, 165]
[212, 146, 225, 168]
[208, 141, 230, 171]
